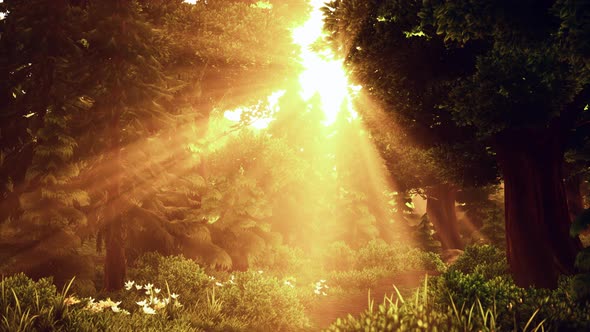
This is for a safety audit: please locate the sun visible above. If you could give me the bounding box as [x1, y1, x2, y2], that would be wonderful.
[292, 0, 360, 126]
[222, 0, 360, 129]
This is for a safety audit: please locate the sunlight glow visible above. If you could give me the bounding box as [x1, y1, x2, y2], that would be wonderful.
[251, 1, 273, 9]
[292, 0, 361, 126]
[223, 90, 286, 130]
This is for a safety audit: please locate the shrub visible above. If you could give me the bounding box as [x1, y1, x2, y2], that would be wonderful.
[355, 240, 446, 273]
[322, 241, 356, 271]
[328, 268, 385, 290]
[355, 240, 394, 269]
[326, 280, 500, 331]
[428, 262, 590, 331]
[450, 244, 508, 279]
[215, 270, 311, 331]
[128, 252, 210, 305]
[249, 245, 311, 278]
[0, 272, 57, 310]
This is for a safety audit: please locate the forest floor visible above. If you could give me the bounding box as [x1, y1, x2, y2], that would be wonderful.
[308, 270, 439, 329]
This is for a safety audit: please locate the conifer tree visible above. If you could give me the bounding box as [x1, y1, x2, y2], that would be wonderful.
[82, 0, 172, 290]
[0, 0, 91, 276]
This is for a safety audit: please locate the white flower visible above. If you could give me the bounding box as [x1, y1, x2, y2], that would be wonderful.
[258, 270, 263, 274]
[135, 284, 143, 290]
[314, 289, 320, 295]
[208, 276, 215, 280]
[144, 283, 153, 290]
[154, 288, 161, 294]
[142, 306, 156, 315]
[124, 280, 135, 290]
[170, 293, 179, 299]
[215, 282, 223, 287]
[320, 279, 326, 283]
[322, 292, 327, 296]
[136, 300, 148, 306]
[111, 306, 121, 313]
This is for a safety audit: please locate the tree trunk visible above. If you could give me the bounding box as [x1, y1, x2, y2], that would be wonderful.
[494, 127, 581, 289]
[104, 216, 126, 291]
[103, 105, 126, 291]
[426, 184, 464, 250]
[565, 173, 585, 222]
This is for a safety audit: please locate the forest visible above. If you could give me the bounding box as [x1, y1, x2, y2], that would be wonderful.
[0, 0, 590, 331]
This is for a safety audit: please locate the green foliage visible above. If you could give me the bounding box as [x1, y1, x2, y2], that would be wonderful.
[249, 244, 311, 278]
[320, 240, 445, 293]
[128, 253, 210, 305]
[328, 270, 590, 332]
[570, 208, 590, 303]
[449, 245, 508, 280]
[328, 268, 385, 290]
[571, 208, 590, 237]
[413, 213, 442, 252]
[322, 241, 356, 272]
[422, 249, 590, 331]
[325, 278, 532, 332]
[215, 270, 311, 331]
[0, 273, 57, 311]
[355, 240, 445, 273]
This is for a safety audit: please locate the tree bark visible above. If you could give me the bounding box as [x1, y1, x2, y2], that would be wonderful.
[426, 183, 464, 250]
[494, 127, 581, 289]
[565, 173, 585, 222]
[104, 216, 126, 291]
[103, 122, 127, 291]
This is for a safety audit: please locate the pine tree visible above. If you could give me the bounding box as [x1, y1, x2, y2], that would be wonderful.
[0, 0, 91, 277]
[81, 0, 173, 290]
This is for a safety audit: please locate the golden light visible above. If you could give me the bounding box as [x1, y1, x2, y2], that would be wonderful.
[222, 0, 361, 130]
[292, 0, 361, 126]
[203, 0, 415, 252]
[223, 90, 285, 130]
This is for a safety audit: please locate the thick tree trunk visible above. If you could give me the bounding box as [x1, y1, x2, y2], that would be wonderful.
[103, 103, 126, 291]
[565, 174, 585, 222]
[104, 217, 126, 291]
[495, 127, 581, 289]
[426, 184, 464, 250]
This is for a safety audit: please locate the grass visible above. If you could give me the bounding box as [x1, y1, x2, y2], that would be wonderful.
[2, 244, 589, 331]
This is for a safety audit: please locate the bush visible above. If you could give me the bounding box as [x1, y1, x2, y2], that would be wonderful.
[428, 257, 590, 331]
[128, 252, 210, 305]
[0, 272, 57, 310]
[355, 240, 445, 273]
[327, 274, 590, 332]
[215, 270, 311, 331]
[249, 245, 311, 278]
[328, 268, 385, 290]
[322, 241, 356, 272]
[450, 244, 508, 279]
[62, 310, 198, 332]
[326, 280, 498, 331]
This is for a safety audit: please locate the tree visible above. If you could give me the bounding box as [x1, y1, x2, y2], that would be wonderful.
[78, 0, 174, 290]
[324, 0, 590, 288]
[0, 0, 93, 281]
[323, 0, 498, 251]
